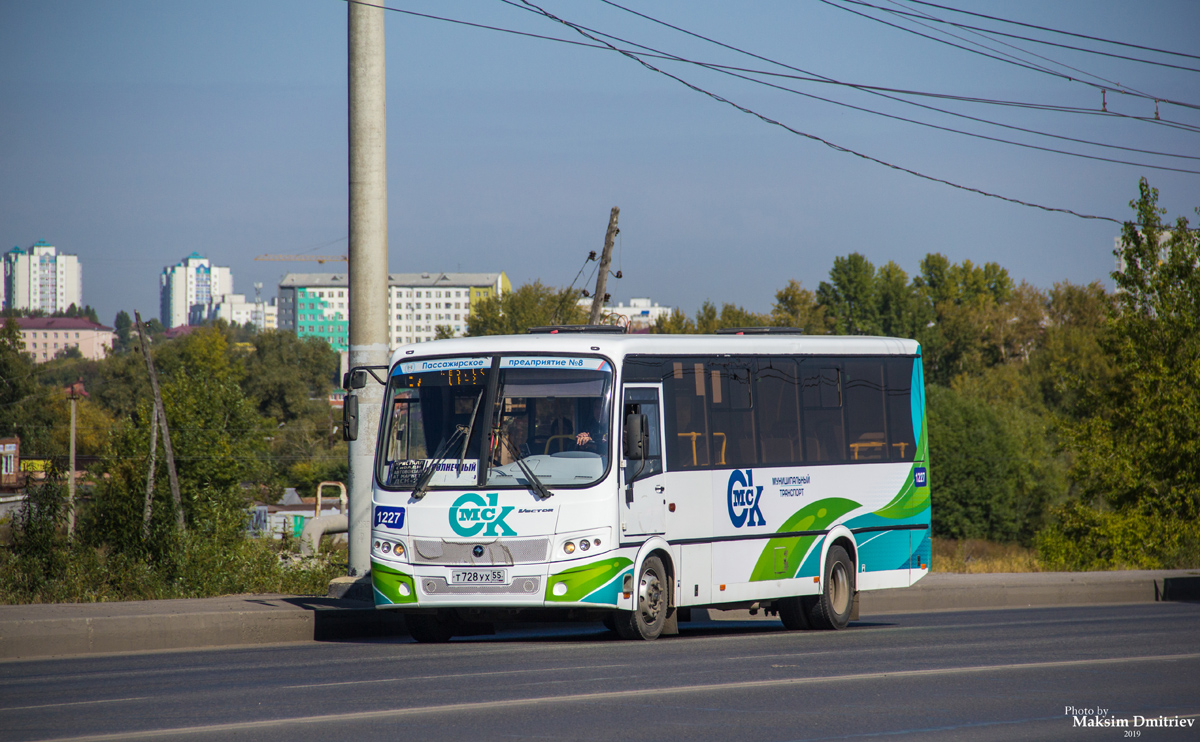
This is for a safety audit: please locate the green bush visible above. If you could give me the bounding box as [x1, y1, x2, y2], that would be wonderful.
[0, 533, 343, 604]
[1036, 500, 1200, 571]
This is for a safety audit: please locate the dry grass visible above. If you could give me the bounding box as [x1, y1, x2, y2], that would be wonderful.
[932, 538, 1042, 573]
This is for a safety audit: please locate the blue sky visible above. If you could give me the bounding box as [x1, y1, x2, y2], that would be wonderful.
[2, 0, 1197, 326]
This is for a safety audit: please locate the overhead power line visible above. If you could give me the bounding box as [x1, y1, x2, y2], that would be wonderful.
[843, 0, 1200, 74]
[578, 1, 1200, 167]
[817, 0, 1200, 111]
[901, 0, 1200, 61]
[513, 0, 1123, 224]
[371, 1, 1200, 136]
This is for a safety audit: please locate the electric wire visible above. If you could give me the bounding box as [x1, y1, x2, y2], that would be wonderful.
[366, 1, 1200, 136]
[514, 0, 1123, 224]
[866, 0, 1198, 107]
[902, 0, 1200, 61]
[495, 0, 1199, 172]
[863, 0, 1200, 74]
[816, 0, 1200, 111]
[571, 2, 1200, 168]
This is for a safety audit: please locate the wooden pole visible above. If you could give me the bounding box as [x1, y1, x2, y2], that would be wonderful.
[68, 393, 76, 538]
[143, 403, 158, 540]
[588, 207, 620, 325]
[134, 312, 184, 531]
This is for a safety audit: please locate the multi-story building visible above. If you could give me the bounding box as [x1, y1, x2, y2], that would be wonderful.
[576, 297, 673, 331]
[277, 271, 509, 349]
[15, 317, 114, 363]
[160, 252, 233, 329]
[2, 241, 83, 314]
[204, 293, 278, 330]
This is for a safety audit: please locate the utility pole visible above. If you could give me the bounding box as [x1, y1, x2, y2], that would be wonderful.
[66, 381, 79, 538]
[588, 207, 620, 325]
[347, 0, 389, 578]
[135, 312, 184, 531]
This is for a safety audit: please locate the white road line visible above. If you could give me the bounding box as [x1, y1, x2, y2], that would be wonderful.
[30, 652, 1200, 741]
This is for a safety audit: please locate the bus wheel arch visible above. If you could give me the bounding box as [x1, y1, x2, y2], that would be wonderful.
[808, 543, 855, 630]
[614, 541, 673, 640]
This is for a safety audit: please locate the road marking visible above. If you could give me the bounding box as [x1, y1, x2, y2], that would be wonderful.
[29, 652, 1200, 741]
[279, 663, 630, 690]
[1, 697, 151, 713]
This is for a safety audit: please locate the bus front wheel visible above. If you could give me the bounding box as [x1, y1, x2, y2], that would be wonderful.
[808, 545, 855, 630]
[613, 556, 668, 640]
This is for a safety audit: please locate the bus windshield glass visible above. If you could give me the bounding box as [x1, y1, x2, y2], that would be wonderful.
[485, 357, 613, 488]
[378, 357, 491, 490]
[376, 355, 614, 491]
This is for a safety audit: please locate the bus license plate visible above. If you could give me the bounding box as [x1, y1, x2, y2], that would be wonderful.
[451, 569, 507, 585]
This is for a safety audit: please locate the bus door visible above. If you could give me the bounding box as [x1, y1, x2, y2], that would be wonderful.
[621, 384, 666, 536]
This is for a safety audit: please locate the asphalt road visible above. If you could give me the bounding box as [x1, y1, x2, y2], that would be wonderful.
[2, 603, 1198, 742]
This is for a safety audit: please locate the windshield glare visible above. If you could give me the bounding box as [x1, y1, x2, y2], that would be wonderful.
[377, 356, 613, 490]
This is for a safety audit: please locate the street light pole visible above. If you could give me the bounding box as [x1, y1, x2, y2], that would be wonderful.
[347, 0, 390, 578]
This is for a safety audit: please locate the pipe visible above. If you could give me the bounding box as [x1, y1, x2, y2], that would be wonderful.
[300, 514, 349, 557]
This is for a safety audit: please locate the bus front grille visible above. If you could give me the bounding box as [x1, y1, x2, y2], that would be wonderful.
[421, 577, 542, 595]
[412, 538, 551, 565]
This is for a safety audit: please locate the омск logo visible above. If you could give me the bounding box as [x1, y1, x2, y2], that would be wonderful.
[727, 469, 766, 528]
[449, 492, 516, 537]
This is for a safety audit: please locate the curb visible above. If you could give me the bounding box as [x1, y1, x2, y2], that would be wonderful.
[1, 570, 1196, 661]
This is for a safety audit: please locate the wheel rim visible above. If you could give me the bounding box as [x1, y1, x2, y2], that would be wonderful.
[829, 561, 850, 616]
[638, 568, 664, 624]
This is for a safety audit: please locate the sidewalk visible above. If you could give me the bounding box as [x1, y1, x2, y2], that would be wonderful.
[1, 570, 1196, 660]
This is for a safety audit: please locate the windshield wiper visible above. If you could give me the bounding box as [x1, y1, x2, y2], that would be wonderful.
[493, 427, 554, 500]
[411, 390, 487, 500]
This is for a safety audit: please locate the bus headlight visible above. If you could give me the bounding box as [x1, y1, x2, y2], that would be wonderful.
[373, 538, 407, 561]
[563, 541, 576, 554]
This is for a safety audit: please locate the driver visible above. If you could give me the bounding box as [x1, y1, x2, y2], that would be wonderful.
[574, 397, 607, 453]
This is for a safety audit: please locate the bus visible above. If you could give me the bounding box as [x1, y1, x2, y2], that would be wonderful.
[356, 328, 930, 642]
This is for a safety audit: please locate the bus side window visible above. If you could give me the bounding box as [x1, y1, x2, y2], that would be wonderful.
[801, 360, 846, 462]
[663, 360, 710, 469]
[755, 358, 802, 465]
[844, 360, 887, 461]
[886, 358, 916, 460]
[707, 361, 755, 468]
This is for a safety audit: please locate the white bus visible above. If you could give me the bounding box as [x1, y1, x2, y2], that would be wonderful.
[356, 328, 930, 642]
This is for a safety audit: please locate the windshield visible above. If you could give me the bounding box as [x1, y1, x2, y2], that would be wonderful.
[485, 358, 613, 487]
[378, 357, 490, 489]
[376, 355, 614, 491]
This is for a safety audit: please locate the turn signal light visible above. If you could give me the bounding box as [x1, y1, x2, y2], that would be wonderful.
[563, 541, 576, 554]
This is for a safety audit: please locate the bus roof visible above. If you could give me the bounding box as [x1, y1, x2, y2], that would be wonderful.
[388, 333, 920, 368]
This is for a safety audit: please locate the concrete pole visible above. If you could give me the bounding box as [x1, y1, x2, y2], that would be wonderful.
[347, 0, 390, 578]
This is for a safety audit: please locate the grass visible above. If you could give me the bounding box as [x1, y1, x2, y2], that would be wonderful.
[931, 538, 1042, 573]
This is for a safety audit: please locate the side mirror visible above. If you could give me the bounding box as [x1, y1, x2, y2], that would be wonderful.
[343, 370, 367, 390]
[343, 395, 359, 441]
[623, 412, 647, 460]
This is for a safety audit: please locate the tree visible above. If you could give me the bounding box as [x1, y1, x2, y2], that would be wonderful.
[817, 253, 880, 335]
[240, 331, 338, 424]
[926, 385, 1023, 542]
[1064, 179, 1200, 521]
[113, 311, 133, 354]
[87, 327, 270, 551]
[465, 281, 585, 336]
[769, 280, 830, 334]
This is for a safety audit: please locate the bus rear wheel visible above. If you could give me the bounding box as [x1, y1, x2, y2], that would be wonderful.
[613, 556, 668, 640]
[808, 545, 854, 630]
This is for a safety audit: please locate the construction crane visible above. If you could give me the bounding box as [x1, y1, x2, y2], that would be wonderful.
[255, 254, 348, 264]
